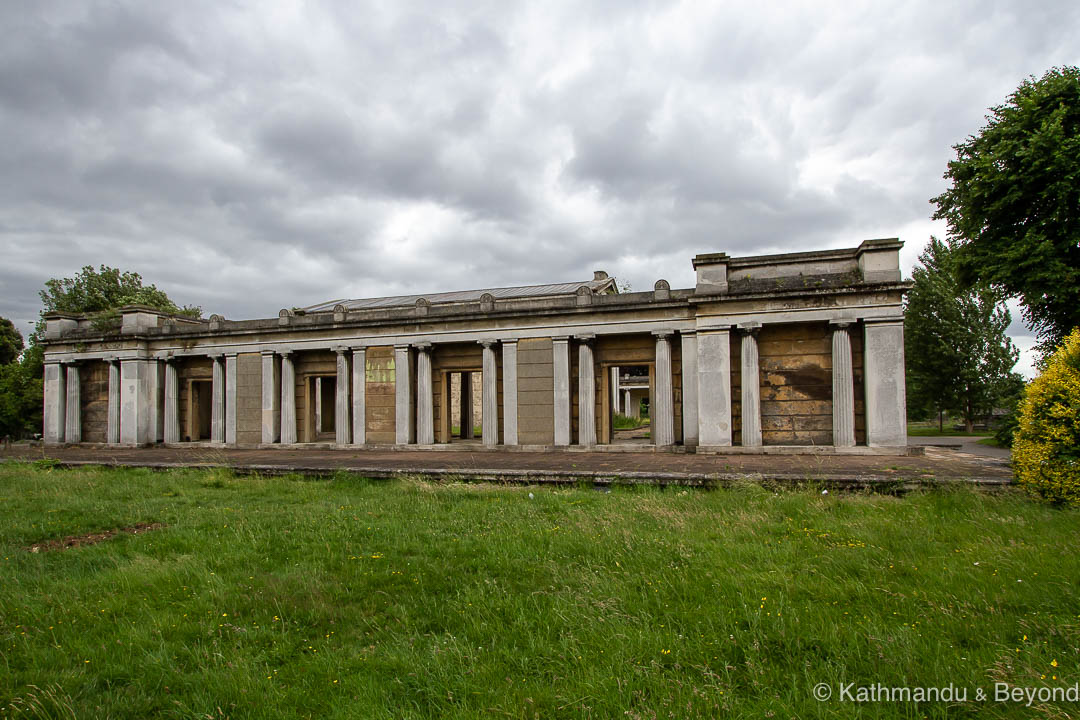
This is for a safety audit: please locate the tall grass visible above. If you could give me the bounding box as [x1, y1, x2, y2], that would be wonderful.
[1, 464, 1076, 718]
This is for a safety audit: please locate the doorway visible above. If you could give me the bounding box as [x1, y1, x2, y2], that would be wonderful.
[443, 370, 482, 443]
[605, 364, 652, 444]
[186, 380, 213, 441]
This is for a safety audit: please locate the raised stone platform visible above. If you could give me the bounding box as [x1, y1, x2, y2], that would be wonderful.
[2, 444, 1011, 490]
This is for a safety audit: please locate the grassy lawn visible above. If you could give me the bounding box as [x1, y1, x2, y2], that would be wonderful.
[1, 464, 1077, 718]
[908, 423, 990, 438]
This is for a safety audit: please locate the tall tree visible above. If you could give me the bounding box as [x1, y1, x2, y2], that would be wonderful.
[931, 66, 1080, 354]
[0, 317, 22, 366]
[905, 237, 1021, 432]
[23, 265, 201, 376]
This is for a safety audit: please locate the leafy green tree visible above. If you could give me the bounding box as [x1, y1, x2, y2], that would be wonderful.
[905, 237, 1021, 432]
[0, 363, 41, 439]
[24, 265, 201, 376]
[0, 317, 22, 366]
[932, 66, 1080, 354]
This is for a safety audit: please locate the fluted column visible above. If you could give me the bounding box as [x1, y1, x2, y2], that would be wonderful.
[351, 347, 366, 445]
[502, 340, 518, 446]
[334, 347, 351, 445]
[415, 343, 434, 445]
[261, 350, 280, 444]
[460, 371, 474, 438]
[738, 323, 762, 447]
[480, 339, 498, 446]
[394, 345, 414, 444]
[652, 331, 675, 446]
[225, 353, 238, 445]
[280, 351, 297, 444]
[210, 355, 224, 443]
[612, 367, 621, 413]
[107, 359, 120, 444]
[552, 336, 571, 446]
[148, 359, 165, 444]
[830, 321, 856, 447]
[577, 335, 596, 446]
[63, 363, 81, 443]
[164, 359, 180, 444]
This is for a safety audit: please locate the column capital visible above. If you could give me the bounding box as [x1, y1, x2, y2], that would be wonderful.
[333, 345, 349, 356]
[279, 349, 293, 358]
[209, 352, 224, 360]
[477, 338, 497, 349]
[651, 330, 674, 340]
[414, 342, 433, 352]
[261, 349, 277, 357]
[575, 333, 595, 344]
[736, 321, 762, 335]
[829, 319, 854, 329]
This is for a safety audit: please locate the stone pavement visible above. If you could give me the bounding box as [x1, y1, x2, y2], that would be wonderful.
[1, 443, 1012, 489]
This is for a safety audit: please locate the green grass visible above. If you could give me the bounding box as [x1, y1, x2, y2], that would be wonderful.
[612, 413, 649, 430]
[1, 464, 1077, 718]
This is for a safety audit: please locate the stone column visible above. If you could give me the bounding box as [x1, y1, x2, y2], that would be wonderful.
[623, 389, 631, 415]
[680, 331, 698, 446]
[864, 318, 907, 447]
[577, 335, 596, 447]
[552, 336, 571, 446]
[394, 345, 413, 444]
[261, 350, 280, 444]
[652, 331, 675, 446]
[210, 355, 224, 443]
[612, 367, 621, 413]
[738, 323, 762, 447]
[415, 343, 434, 445]
[43, 361, 66, 444]
[64, 363, 81, 444]
[280, 351, 297, 444]
[107, 359, 120, 444]
[480, 339, 499, 447]
[697, 328, 733, 447]
[335, 347, 351, 445]
[831, 321, 856, 448]
[225, 354, 238, 445]
[164, 359, 180, 444]
[147, 359, 164, 444]
[460, 372, 474, 439]
[120, 357, 150, 446]
[314, 377, 323, 436]
[502, 340, 518, 446]
[351, 347, 366, 445]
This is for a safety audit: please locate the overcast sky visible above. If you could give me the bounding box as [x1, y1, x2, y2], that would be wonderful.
[2, 1, 1076, 377]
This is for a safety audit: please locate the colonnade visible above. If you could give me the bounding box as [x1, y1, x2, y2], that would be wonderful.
[42, 317, 906, 449]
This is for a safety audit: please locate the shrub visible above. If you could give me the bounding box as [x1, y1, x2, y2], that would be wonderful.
[1013, 328, 1080, 504]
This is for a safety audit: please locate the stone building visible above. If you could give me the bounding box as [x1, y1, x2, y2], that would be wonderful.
[40, 240, 909, 453]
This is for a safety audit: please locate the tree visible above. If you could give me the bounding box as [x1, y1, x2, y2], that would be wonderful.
[23, 265, 201, 376]
[0, 317, 22, 366]
[905, 237, 1021, 432]
[932, 66, 1080, 354]
[0, 363, 42, 439]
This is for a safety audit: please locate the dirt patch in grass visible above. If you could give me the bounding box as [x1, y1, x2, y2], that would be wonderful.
[27, 522, 164, 553]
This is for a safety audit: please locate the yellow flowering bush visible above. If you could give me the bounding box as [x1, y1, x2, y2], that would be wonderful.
[1013, 328, 1080, 504]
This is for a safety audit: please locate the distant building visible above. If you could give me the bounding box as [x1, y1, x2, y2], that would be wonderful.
[41, 239, 909, 452]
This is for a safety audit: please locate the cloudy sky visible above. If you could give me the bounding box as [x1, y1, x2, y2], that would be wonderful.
[1, 1, 1076, 376]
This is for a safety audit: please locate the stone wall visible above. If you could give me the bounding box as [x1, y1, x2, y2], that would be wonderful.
[365, 346, 396, 444]
[758, 322, 833, 446]
[79, 360, 109, 443]
[516, 338, 554, 445]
